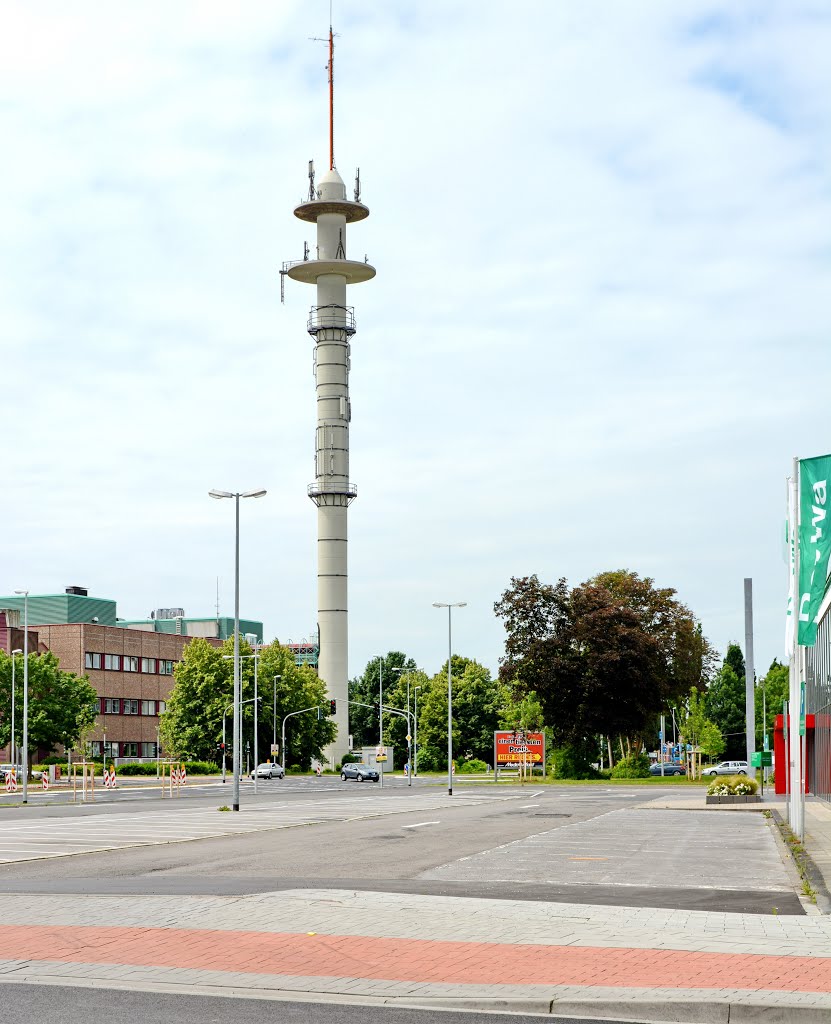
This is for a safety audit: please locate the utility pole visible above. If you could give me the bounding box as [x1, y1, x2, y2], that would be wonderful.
[744, 578, 756, 765]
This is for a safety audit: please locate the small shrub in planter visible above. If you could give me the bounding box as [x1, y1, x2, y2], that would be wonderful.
[707, 775, 759, 796]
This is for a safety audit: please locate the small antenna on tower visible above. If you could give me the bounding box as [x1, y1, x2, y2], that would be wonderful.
[308, 160, 316, 201]
[354, 167, 361, 202]
[311, 14, 337, 170]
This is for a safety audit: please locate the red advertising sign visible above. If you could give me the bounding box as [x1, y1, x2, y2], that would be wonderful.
[494, 731, 546, 769]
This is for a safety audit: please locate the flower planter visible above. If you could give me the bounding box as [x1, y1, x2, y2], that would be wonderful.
[705, 794, 761, 805]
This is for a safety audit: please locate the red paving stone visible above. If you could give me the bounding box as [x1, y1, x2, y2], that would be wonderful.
[2, 923, 830, 993]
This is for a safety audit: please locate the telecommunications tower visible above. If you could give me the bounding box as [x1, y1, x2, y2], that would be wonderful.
[281, 25, 375, 763]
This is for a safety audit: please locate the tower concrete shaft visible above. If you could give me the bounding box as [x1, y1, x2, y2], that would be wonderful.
[285, 167, 374, 763]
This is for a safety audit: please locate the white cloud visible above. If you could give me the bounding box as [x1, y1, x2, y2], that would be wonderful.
[1, 1, 829, 681]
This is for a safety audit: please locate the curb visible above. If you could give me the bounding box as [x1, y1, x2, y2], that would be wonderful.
[3, 976, 831, 1023]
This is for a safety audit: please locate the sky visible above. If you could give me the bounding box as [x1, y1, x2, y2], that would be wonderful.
[2, 1, 830, 683]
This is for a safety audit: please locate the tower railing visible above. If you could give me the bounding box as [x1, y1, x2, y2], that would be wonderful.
[307, 304, 356, 335]
[308, 482, 357, 499]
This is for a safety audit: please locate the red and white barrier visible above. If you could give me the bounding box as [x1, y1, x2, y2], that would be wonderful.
[5, 769, 17, 793]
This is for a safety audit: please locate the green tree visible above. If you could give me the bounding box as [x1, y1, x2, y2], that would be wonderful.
[494, 572, 710, 752]
[416, 657, 504, 769]
[348, 652, 412, 751]
[160, 638, 335, 767]
[0, 650, 98, 756]
[682, 688, 724, 760]
[756, 659, 788, 749]
[704, 646, 746, 760]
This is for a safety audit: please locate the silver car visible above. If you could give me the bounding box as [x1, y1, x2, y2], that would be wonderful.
[701, 760, 751, 777]
[250, 762, 285, 780]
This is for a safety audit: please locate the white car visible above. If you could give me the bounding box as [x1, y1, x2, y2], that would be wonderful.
[701, 760, 752, 777]
[250, 762, 285, 780]
[0, 764, 44, 781]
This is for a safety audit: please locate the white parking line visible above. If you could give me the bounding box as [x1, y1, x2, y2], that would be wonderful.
[519, 804, 540, 808]
[402, 821, 440, 829]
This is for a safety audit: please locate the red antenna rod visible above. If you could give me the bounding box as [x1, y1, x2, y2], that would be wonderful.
[328, 25, 334, 170]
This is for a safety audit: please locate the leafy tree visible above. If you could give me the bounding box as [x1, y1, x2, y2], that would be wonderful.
[160, 637, 335, 767]
[494, 572, 710, 752]
[348, 652, 412, 751]
[416, 657, 504, 769]
[704, 647, 747, 760]
[681, 689, 725, 760]
[756, 659, 788, 749]
[0, 650, 98, 756]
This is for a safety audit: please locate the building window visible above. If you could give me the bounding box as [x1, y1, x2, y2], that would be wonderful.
[104, 698, 120, 714]
[123, 656, 139, 673]
[84, 652, 102, 670]
[140, 700, 155, 716]
[104, 654, 120, 670]
[121, 742, 139, 758]
[103, 740, 118, 759]
[157, 700, 167, 714]
[94, 697, 101, 714]
[141, 657, 157, 674]
[141, 742, 157, 758]
[89, 741, 102, 756]
[159, 660, 174, 675]
[122, 699, 139, 715]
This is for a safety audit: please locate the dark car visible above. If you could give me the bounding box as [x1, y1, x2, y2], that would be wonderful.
[340, 762, 379, 783]
[649, 761, 686, 776]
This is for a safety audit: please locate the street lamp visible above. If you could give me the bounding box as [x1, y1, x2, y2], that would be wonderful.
[209, 487, 266, 811]
[14, 591, 29, 803]
[377, 655, 384, 789]
[392, 666, 415, 787]
[273, 674, 281, 758]
[413, 685, 421, 778]
[9, 648, 22, 767]
[433, 602, 466, 797]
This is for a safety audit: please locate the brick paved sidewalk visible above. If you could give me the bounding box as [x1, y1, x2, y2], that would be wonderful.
[0, 889, 830, 1018]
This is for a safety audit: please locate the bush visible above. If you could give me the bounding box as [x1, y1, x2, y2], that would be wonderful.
[610, 752, 651, 779]
[707, 774, 759, 796]
[118, 763, 157, 775]
[117, 760, 216, 776]
[39, 754, 67, 765]
[550, 743, 601, 780]
[416, 748, 440, 772]
[458, 758, 488, 774]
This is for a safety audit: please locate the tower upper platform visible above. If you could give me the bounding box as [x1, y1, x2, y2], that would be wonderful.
[294, 167, 369, 223]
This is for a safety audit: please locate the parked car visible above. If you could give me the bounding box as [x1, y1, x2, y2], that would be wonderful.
[340, 762, 379, 783]
[649, 762, 686, 776]
[249, 762, 285, 780]
[0, 764, 44, 781]
[701, 760, 751, 777]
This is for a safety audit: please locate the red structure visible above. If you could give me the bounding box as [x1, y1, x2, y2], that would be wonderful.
[773, 713, 815, 794]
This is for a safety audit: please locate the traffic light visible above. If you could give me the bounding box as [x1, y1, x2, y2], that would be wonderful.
[329, 699, 337, 715]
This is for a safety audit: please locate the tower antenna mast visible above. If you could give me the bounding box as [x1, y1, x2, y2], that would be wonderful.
[328, 21, 335, 170]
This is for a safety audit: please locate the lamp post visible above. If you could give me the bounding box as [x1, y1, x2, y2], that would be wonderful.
[433, 602, 466, 796]
[14, 591, 29, 803]
[378, 655, 384, 789]
[392, 666, 415, 787]
[414, 685, 421, 778]
[9, 648, 22, 767]
[209, 487, 266, 811]
[273, 674, 281, 760]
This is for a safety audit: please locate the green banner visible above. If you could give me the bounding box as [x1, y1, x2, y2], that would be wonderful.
[798, 454, 831, 646]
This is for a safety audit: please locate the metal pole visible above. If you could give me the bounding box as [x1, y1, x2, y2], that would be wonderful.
[414, 686, 420, 777]
[253, 652, 259, 795]
[378, 656, 383, 789]
[660, 714, 665, 777]
[22, 592, 29, 805]
[447, 606, 453, 797]
[789, 457, 803, 840]
[406, 676, 411, 787]
[10, 655, 15, 768]
[233, 494, 241, 811]
[222, 712, 227, 782]
[744, 577, 756, 765]
[273, 675, 281, 758]
[282, 717, 286, 774]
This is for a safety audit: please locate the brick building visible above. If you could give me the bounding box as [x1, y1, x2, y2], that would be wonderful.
[34, 622, 219, 760]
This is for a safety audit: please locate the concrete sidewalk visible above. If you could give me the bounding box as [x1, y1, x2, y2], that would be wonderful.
[1, 888, 830, 1021]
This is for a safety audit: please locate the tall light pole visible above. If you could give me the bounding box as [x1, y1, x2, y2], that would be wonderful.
[414, 685, 421, 778]
[225, 651, 261, 793]
[377, 655, 384, 788]
[273, 674, 281, 759]
[393, 666, 416, 786]
[9, 648, 22, 766]
[14, 591, 29, 803]
[209, 488, 266, 811]
[433, 602, 466, 796]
